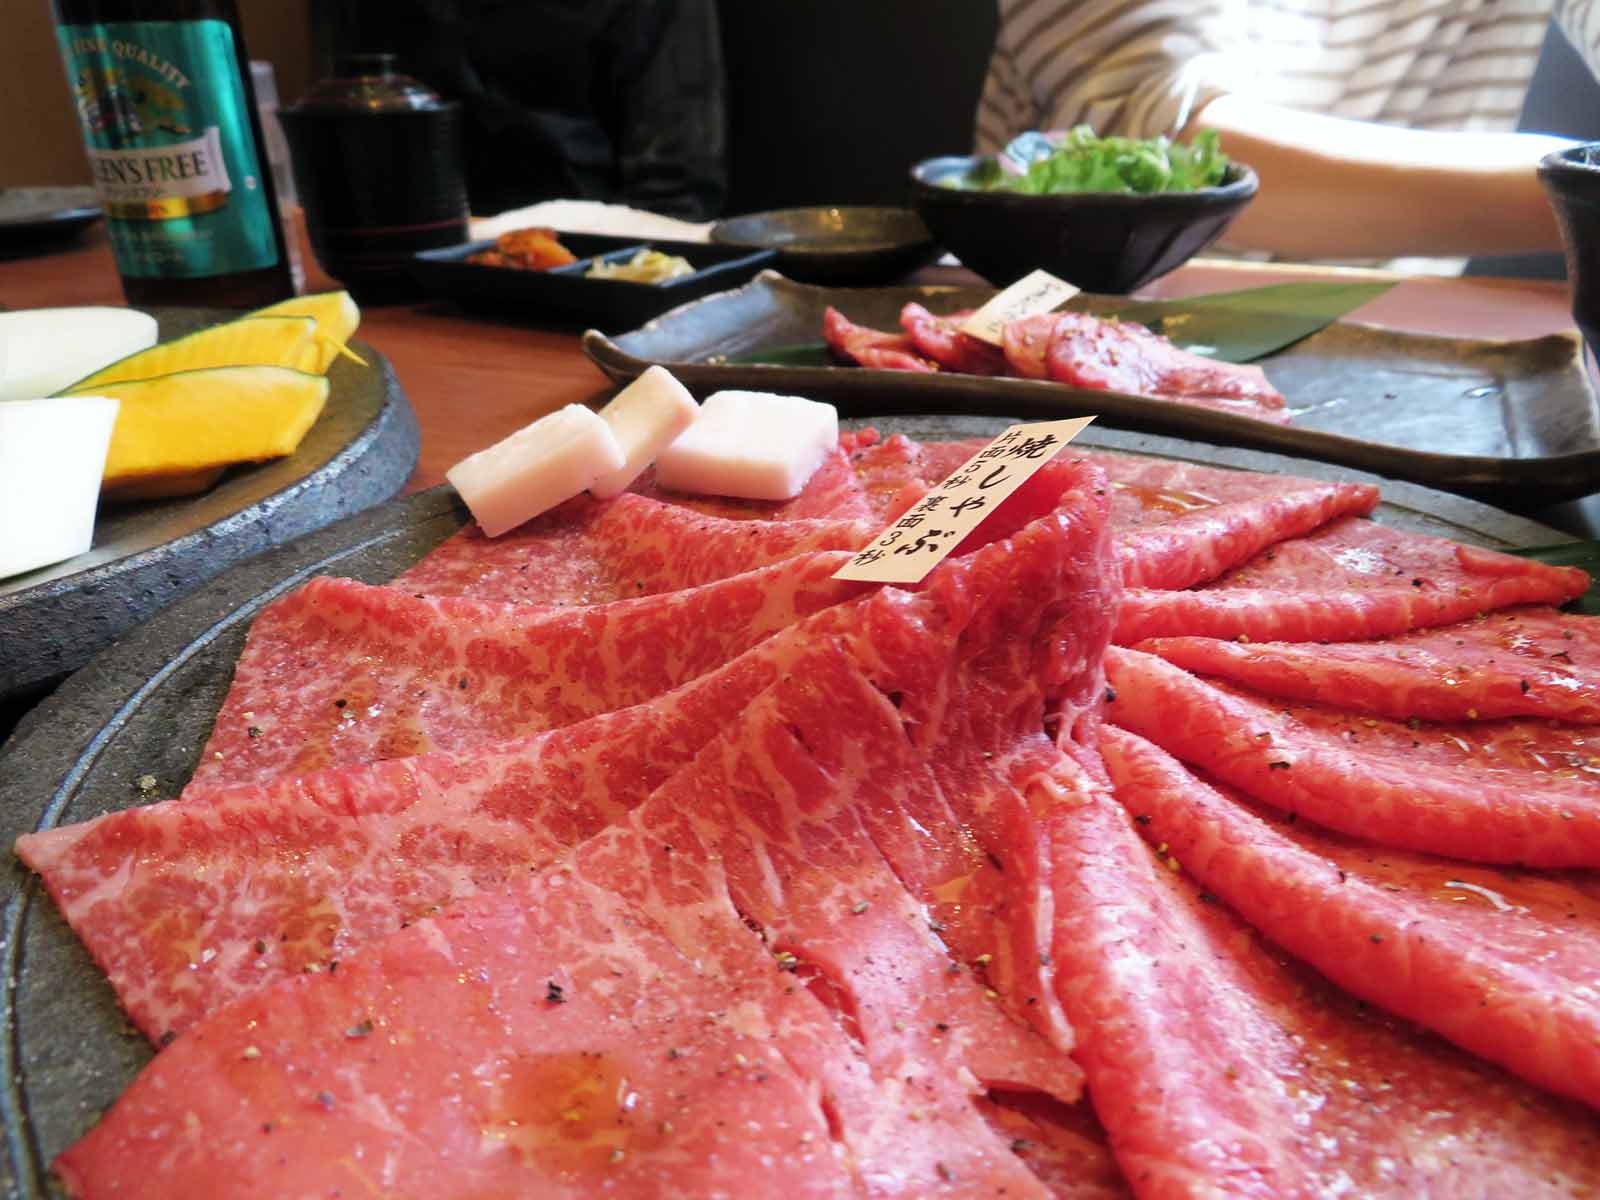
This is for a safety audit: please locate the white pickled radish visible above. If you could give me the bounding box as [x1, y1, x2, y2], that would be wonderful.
[0, 307, 158, 401]
[0, 395, 121, 579]
[446, 403, 625, 537]
[654, 390, 838, 501]
[589, 365, 699, 499]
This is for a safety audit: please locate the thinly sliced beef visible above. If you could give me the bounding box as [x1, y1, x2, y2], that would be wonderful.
[1102, 726, 1600, 1109]
[22, 465, 1116, 1055]
[899, 303, 1010, 375]
[1138, 605, 1600, 723]
[1079, 453, 1371, 537]
[839, 438, 1375, 594]
[823, 304, 938, 372]
[846, 432, 946, 522]
[56, 840, 864, 1199]
[975, 1094, 1130, 1200]
[829, 307, 1288, 422]
[395, 490, 874, 604]
[629, 443, 878, 523]
[657, 639, 1085, 1106]
[846, 438, 1377, 591]
[18, 628, 809, 1041]
[1104, 646, 1600, 866]
[1046, 764, 1600, 1199]
[1086, 453, 1398, 597]
[1001, 314, 1057, 379]
[53, 572, 1117, 1198]
[1043, 313, 1289, 424]
[1116, 515, 1590, 643]
[186, 554, 866, 792]
[1107, 480, 1382, 592]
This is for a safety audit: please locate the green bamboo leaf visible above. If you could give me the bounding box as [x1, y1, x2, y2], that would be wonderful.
[725, 341, 836, 367]
[1097, 281, 1396, 363]
[1509, 542, 1600, 615]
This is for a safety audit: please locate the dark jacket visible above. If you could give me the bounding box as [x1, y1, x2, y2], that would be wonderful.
[315, 0, 728, 219]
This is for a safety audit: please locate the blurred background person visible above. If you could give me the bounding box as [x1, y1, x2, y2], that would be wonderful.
[314, 0, 727, 221]
[978, 0, 1600, 264]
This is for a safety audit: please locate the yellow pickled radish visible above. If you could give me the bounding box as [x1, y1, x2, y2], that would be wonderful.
[251, 290, 364, 372]
[91, 364, 330, 490]
[59, 315, 318, 392]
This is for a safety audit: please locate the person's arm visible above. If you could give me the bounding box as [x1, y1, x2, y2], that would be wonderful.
[1192, 93, 1574, 260]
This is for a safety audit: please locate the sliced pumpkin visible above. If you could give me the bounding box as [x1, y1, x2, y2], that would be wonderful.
[92, 364, 330, 490]
[100, 466, 229, 503]
[251, 290, 363, 372]
[60, 316, 318, 392]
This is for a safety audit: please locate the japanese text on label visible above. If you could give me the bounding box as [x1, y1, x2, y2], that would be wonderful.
[833, 417, 1095, 583]
[960, 270, 1081, 345]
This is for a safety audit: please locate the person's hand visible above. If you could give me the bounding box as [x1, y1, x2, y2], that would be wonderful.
[1192, 93, 1575, 260]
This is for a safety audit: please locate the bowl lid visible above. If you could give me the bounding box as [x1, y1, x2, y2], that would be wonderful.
[288, 53, 449, 115]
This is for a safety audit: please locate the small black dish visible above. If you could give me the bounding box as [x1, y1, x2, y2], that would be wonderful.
[909, 155, 1257, 294]
[409, 233, 776, 331]
[0, 187, 102, 260]
[709, 206, 939, 286]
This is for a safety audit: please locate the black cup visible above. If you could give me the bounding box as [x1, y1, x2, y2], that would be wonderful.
[279, 54, 469, 303]
[1539, 143, 1600, 354]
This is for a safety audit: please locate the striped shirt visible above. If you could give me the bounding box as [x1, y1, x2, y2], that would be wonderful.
[977, 0, 1600, 150]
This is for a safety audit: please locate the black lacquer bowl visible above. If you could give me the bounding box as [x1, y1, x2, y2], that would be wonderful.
[909, 154, 1258, 293]
[1540, 144, 1600, 356]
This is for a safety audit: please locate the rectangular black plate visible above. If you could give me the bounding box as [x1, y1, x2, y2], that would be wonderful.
[581, 272, 1600, 507]
[409, 233, 775, 333]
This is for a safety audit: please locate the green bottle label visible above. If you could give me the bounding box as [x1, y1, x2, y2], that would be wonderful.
[57, 19, 279, 279]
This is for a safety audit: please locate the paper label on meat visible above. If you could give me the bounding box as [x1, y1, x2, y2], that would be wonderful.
[834, 417, 1095, 583]
[960, 270, 1081, 345]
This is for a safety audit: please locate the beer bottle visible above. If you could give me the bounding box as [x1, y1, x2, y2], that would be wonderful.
[51, 0, 296, 307]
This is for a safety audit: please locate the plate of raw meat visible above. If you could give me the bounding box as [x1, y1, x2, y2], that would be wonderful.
[3, 417, 1597, 1197]
[582, 271, 1600, 508]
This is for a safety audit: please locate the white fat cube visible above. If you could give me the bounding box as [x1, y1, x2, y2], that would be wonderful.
[653, 390, 838, 501]
[446, 404, 625, 537]
[590, 365, 699, 499]
[0, 394, 120, 579]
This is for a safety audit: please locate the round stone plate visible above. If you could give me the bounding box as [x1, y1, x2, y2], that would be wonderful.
[0, 308, 421, 702]
[0, 418, 1569, 1195]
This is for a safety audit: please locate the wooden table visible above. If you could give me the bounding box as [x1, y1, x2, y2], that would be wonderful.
[3, 221, 1594, 533]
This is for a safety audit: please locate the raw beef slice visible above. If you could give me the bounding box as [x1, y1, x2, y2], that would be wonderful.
[18, 624, 813, 1041]
[1137, 605, 1600, 724]
[21, 462, 1117, 1051]
[899, 302, 1010, 375]
[1115, 515, 1589, 643]
[186, 553, 866, 792]
[396, 489, 875, 604]
[53, 617, 1110, 1198]
[1046, 760, 1600, 1199]
[844, 436, 1378, 591]
[823, 304, 937, 372]
[1103, 725, 1600, 1108]
[1104, 646, 1600, 867]
[1042, 312, 1290, 425]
